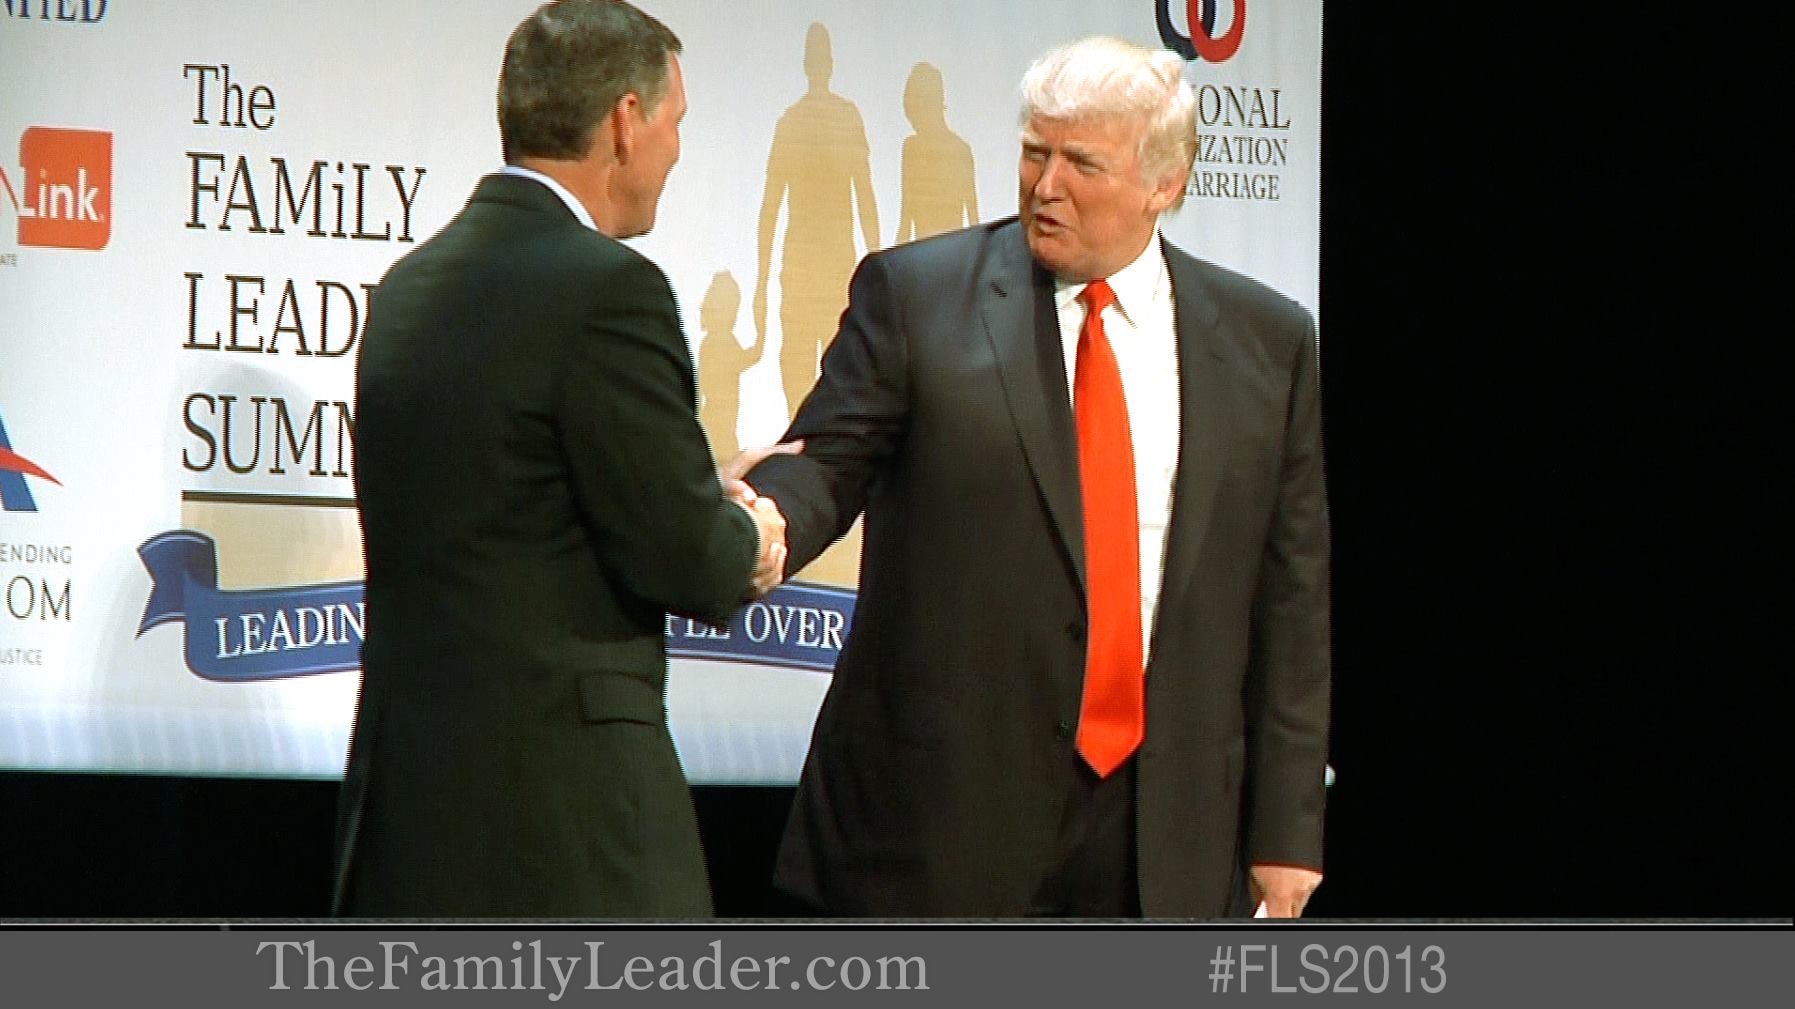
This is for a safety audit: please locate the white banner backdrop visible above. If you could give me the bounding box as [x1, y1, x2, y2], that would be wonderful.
[0, 0, 1321, 782]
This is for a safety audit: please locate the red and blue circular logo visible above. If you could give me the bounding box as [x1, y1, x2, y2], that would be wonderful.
[1156, 0, 1246, 63]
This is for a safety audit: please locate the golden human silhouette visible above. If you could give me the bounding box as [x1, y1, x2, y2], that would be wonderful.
[893, 62, 978, 244]
[753, 22, 876, 588]
[754, 21, 880, 421]
[695, 271, 762, 462]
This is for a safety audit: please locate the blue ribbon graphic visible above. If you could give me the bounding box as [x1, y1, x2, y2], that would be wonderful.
[137, 530, 366, 681]
[138, 529, 853, 681]
[666, 582, 856, 673]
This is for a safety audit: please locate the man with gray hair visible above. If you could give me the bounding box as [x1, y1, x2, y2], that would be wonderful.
[335, 0, 786, 917]
[748, 36, 1329, 917]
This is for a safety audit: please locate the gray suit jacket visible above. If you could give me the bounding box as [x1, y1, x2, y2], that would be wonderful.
[750, 217, 1330, 916]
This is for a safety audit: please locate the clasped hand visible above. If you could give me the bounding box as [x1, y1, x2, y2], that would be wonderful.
[720, 441, 803, 598]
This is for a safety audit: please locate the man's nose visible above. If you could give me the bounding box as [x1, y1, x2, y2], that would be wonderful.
[1032, 156, 1067, 200]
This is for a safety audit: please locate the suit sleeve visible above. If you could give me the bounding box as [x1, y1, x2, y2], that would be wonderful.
[1243, 312, 1332, 870]
[558, 254, 758, 624]
[748, 253, 910, 570]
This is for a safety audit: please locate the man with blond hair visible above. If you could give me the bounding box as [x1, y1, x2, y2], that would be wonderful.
[749, 36, 1330, 917]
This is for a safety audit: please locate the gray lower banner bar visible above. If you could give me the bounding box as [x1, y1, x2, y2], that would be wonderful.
[1, 925, 1786, 1005]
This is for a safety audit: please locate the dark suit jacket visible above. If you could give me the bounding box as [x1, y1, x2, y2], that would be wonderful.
[333, 174, 758, 917]
[749, 218, 1330, 916]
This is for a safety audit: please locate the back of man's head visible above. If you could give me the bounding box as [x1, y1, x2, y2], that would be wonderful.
[498, 0, 682, 163]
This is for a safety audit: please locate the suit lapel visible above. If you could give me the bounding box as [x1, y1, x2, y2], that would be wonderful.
[978, 233, 1237, 614]
[1150, 247, 1231, 656]
[980, 227, 1087, 591]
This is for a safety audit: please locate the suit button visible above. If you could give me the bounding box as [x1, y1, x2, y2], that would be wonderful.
[1065, 621, 1084, 643]
[1055, 719, 1075, 741]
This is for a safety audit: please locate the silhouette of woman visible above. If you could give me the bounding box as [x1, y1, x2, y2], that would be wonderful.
[894, 62, 978, 244]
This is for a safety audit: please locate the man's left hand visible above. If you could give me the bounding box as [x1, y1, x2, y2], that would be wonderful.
[1250, 863, 1322, 918]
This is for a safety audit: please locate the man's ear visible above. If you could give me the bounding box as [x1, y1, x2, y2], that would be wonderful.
[1145, 169, 1184, 214]
[609, 92, 641, 163]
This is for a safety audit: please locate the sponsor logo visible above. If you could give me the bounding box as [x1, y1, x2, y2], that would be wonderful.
[0, 410, 61, 512]
[1156, 0, 1247, 63]
[1, 127, 112, 250]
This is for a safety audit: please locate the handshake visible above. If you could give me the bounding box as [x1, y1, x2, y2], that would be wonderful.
[720, 441, 803, 599]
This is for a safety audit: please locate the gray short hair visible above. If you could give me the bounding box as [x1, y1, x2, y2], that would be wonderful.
[498, 0, 682, 162]
[1020, 36, 1197, 207]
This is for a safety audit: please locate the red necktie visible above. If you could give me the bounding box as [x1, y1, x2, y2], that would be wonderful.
[1072, 279, 1144, 778]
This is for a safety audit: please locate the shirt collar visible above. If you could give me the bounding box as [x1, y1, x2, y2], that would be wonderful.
[1053, 232, 1168, 327]
[500, 164, 599, 233]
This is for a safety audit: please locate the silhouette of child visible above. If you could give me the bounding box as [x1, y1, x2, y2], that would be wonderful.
[696, 271, 763, 462]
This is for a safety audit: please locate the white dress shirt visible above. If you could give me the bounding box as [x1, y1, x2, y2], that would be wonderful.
[1054, 235, 1181, 657]
[500, 164, 598, 232]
